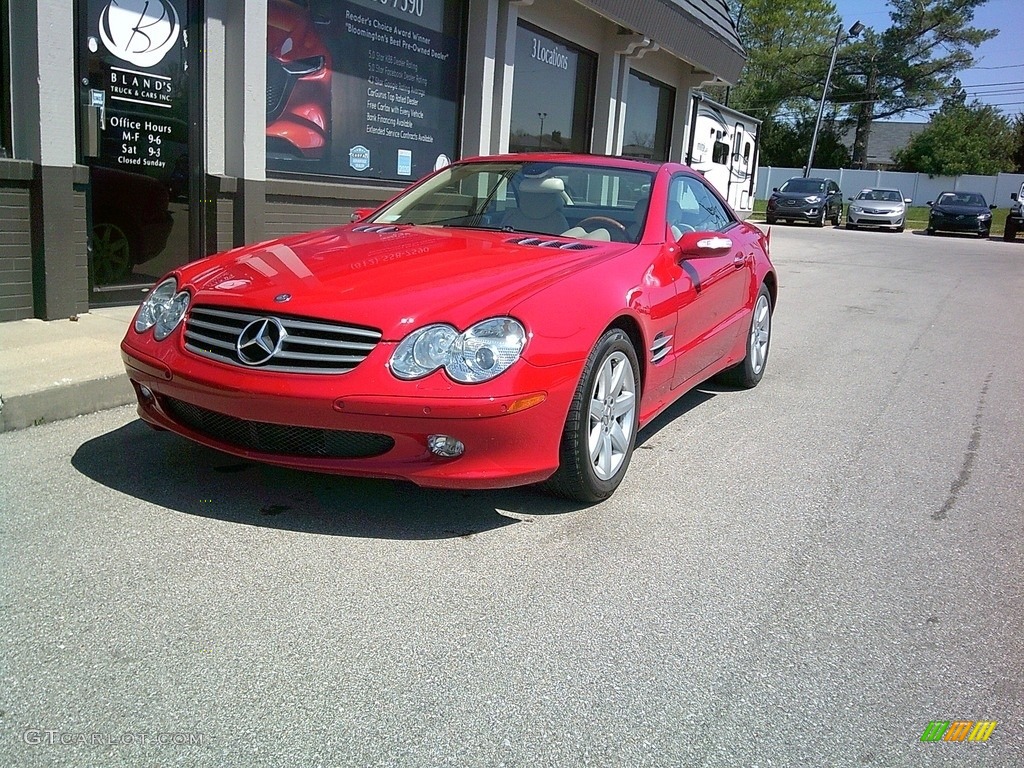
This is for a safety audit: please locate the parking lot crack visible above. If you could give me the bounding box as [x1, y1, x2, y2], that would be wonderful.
[933, 370, 992, 520]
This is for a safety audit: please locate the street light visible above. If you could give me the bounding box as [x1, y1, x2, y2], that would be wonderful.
[537, 112, 547, 150]
[805, 20, 864, 177]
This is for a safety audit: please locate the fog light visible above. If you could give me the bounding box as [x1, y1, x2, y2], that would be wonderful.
[428, 434, 464, 458]
[139, 384, 154, 402]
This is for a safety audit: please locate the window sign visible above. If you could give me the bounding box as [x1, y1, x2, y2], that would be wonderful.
[77, 0, 193, 291]
[622, 71, 674, 161]
[509, 23, 595, 154]
[79, 0, 190, 188]
[267, 0, 465, 181]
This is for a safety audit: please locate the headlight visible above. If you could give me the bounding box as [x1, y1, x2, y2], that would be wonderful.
[850, 206, 862, 214]
[804, 195, 823, 203]
[978, 213, 992, 220]
[390, 317, 527, 383]
[135, 277, 190, 340]
[281, 56, 326, 76]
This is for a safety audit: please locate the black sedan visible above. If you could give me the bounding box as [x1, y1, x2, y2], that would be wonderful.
[926, 191, 996, 238]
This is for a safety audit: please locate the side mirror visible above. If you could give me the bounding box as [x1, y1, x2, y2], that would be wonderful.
[350, 208, 372, 222]
[1011, 192, 1019, 201]
[989, 204, 998, 210]
[676, 231, 733, 258]
[772, 187, 779, 192]
[926, 201, 934, 207]
[904, 198, 913, 204]
[847, 196, 854, 201]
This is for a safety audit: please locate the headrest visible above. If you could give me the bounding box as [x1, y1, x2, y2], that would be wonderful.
[519, 176, 565, 195]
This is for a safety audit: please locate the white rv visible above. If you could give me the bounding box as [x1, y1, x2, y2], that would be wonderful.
[683, 91, 761, 219]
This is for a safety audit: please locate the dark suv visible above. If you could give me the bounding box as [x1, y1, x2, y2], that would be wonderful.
[766, 177, 843, 227]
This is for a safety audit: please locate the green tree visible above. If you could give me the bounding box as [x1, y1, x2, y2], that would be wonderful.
[725, 0, 841, 124]
[892, 89, 1013, 175]
[834, 0, 997, 167]
[1010, 113, 1024, 173]
[759, 116, 850, 168]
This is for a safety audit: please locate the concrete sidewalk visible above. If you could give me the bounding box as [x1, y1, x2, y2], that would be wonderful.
[0, 306, 139, 432]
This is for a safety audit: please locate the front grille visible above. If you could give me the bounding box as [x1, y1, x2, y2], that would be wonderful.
[266, 56, 297, 122]
[163, 397, 395, 459]
[184, 305, 382, 374]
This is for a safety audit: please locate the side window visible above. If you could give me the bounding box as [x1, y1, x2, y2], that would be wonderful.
[712, 140, 729, 165]
[667, 175, 732, 234]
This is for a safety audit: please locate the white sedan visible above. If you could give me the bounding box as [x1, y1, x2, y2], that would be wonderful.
[846, 188, 912, 232]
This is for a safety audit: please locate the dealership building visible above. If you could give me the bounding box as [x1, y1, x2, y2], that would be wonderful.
[0, 0, 744, 321]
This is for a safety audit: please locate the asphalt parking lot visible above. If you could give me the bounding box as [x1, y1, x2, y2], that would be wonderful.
[1, 223, 1022, 767]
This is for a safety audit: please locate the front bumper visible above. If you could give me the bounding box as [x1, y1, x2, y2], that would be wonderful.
[121, 334, 582, 489]
[847, 209, 904, 229]
[929, 215, 990, 234]
[765, 201, 819, 222]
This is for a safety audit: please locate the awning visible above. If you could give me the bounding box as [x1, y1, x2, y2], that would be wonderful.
[580, 0, 746, 83]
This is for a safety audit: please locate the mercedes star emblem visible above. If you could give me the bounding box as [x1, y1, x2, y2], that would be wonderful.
[236, 318, 287, 365]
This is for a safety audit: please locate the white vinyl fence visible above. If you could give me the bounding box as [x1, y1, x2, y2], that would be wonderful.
[756, 167, 1024, 207]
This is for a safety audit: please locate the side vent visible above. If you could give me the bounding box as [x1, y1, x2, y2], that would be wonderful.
[650, 333, 672, 364]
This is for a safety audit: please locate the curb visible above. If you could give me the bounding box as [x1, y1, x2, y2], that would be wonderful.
[0, 375, 135, 433]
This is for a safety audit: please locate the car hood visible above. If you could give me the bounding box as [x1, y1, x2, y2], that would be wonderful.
[180, 225, 630, 339]
[932, 203, 988, 216]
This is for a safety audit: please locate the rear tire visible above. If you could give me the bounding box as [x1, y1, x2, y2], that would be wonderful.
[718, 284, 773, 389]
[547, 329, 640, 503]
[1005, 220, 1019, 241]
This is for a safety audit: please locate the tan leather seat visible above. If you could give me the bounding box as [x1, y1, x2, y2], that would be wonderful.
[502, 177, 569, 235]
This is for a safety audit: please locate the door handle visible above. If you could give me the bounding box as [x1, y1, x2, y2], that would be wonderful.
[733, 254, 747, 268]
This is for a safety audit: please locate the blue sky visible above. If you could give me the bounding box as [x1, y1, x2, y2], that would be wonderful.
[831, 0, 1024, 118]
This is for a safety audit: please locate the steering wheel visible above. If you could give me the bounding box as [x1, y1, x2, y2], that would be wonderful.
[576, 216, 630, 243]
[671, 222, 697, 238]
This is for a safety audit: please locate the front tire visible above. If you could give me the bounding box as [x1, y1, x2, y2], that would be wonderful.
[1005, 220, 1019, 241]
[548, 329, 640, 503]
[719, 285, 773, 389]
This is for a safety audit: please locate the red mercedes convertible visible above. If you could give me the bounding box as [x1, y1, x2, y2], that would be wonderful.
[121, 154, 776, 502]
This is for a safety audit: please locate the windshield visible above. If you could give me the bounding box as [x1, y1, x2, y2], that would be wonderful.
[779, 178, 826, 194]
[937, 192, 986, 207]
[856, 189, 904, 203]
[368, 161, 655, 243]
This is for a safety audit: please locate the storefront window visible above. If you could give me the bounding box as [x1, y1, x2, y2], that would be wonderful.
[621, 70, 674, 161]
[0, 0, 11, 157]
[509, 22, 595, 154]
[266, 0, 466, 182]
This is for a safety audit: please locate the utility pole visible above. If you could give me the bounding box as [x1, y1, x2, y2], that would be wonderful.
[806, 20, 864, 177]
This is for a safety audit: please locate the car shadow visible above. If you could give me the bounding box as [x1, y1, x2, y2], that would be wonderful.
[910, 229, 991, 239]
[71, 420, 591, 540]
[636, 384, 721, 447]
